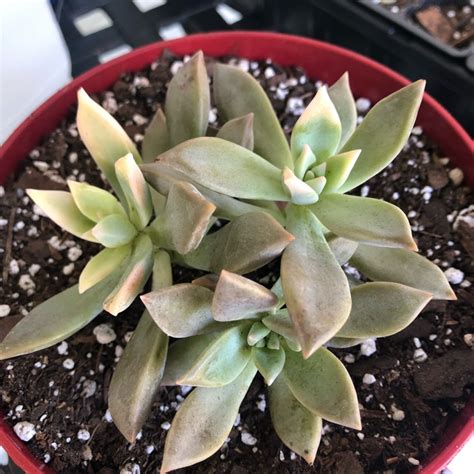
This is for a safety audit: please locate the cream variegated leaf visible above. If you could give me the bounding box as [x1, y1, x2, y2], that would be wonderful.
[328, 72, 357, 149]
[291, 86, 342, 161]
[115, 153, 153, 230]
[68, 180, 126, 222]
[161, 361, 257, 472]
[142, 107, 170, 162]
[216, 113, 254, 150]
[161, 325, 251, 387]
[336, 282, 432, 338]
[339, 81, 425, 192]
[165, 51, 210, 146]
[269, 375, 322, 464]
[156, 137, 288, 201]
[79, 245, 131, 293]
[281, 205, 351, 358]
[26, 189, 96, 241]
[141, 284, 222, 337]
[76, 88, 141, 202]
[323, 149, 361, 193]
[103, 233, 153, 316]
[252, 346, 285, 386]
[213, 63, 293, 169]
[311, 194, 417, 250]
[283, 347, 361, 429]
[350, 244, 456, 300]
[91, 213, 137, 248]
[212, 270, 278, 321]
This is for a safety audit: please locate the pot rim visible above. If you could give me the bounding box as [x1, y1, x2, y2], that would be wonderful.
[0, 31, 472, 474]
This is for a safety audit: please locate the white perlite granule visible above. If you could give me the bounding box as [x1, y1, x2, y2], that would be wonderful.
[77, 429, 91, 442]
[57, 341, 68, 355]
[413, 348, 428, 362]
[0, 304, 11, 317]
[14, 421, 36, 441]
[93, 324, 117, 344]
[120, 463, 141, 474]
[63, 358, 75, 370]
[444, 267, 464, 284]
[241, 431, 258, 446]
[391, 405, 405, 421]
[360, 339, 377, 357]
[161, 421, 171, 431]
[362, 373, 376, 385]
[356, 97, 371, 113]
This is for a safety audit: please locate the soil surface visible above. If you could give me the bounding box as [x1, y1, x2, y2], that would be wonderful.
[0, 52, 473, 474]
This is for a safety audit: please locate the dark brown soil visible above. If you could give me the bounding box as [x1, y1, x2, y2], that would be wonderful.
[0, 52, 473, 474]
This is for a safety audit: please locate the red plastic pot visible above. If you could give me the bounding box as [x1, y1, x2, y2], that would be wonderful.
[0, 31, 472, 474]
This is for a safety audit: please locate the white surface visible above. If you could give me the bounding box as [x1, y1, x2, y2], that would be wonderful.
[74, 8, 113, 36]
[0, 0, 71, 143]
[446, 436, 474, 473]
[133, 0, 167, 13]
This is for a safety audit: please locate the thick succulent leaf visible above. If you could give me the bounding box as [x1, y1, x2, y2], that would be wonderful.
[156, 137, 288, 201]
[283, 347, 361, 429]
[281, 206, 351, 358]
[141, 284, 222, 337]
[350, 244, 456, 300]
[115, 153, 153, 230]
[181, 212, 294, 274]
[337, 282, 432, 338]
[323, 150, 361, 193]
[216, 113, 254, 150]
[212, 270, 277, 321]
[141, 162, 285, 224]
[150, 187, 166, 215]
[68, 180, 126, 222]
[76, 88, 141, 202]
[262, 310, 300, 348]
[142, 107, 170, 162]
[290, 86, 341, 161]
[161, 361, 257, 472]
[312, 194, 417, 250]
[26, 189, 95, 240]
[0, 270, 122, 359]
[213, 63, 292, 169]
[103, 233, 153, 315]
[165, 51, 210, 146]
[247, 322, 271, 346]
[328, 72, 357, 149]
[325, 337, 367, 349]
[339, 81, 425, 193]
[294, 145, 317, 180]
[91, 213, 137, 248]
[164, 181, 216, 254]
[253, 346, 285, 385]
[79, 245, 131, 293]
[282, 167, 319, 205]
[192, 274, 218, 291]
[269, 375, 322, 464]
[326, 234, 358, 265]
[162, 325, 251, 387]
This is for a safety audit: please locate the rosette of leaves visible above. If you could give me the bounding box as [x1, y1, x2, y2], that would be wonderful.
[0, 53, 295, 442]
[140, 263, 435, 472]
[142, 63, 455, 359]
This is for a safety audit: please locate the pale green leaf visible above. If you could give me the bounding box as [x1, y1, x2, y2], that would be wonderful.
[247, 322, 271, 346]
[141, 284, 221, 337]
[281, 167, 319, 205]
[165, 51, 210, 146]
[267, 332, 280, 350]
[294, 145, 317, 180]
[350, 244, 456, 300]
[142, 107, 170, 162]
[76, 88, 141, 202]
[339, 80, 425, 192]
[162, 325, 251, 387]
[115, 153, 153, 230]
[325, 337, 366, 349]
[161, 361, 257, 472]
[68, 180, 126, 222]
[291, 86, 341, 161]
[337, 282, 432, 338]
[253, 346, 285, 385]
[213, 63, 292, 169]
[262, 310, 300, 349]
[103, 233, 153, 315]
[156, 137, 288, 201]
[281, 206, 351, 358]
[311, 194, 417, 250]
[79, 245, 131, 293]
[91, 213, 137, 248]
[323, 149, 361, 193]
[216, 113, 254, 150]
[269, 375, 322, 464]
[212, 270, 277, 321]
[283, 347, 361, 429]
[328, 72, 357, 149]
[0, 270, 122, 359]
[326, 234, 358, 265]
[26, 189, 95, 240]
[181, 212, 294, 274]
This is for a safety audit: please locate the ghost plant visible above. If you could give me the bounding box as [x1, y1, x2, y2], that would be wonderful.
[0, 52, 294, 442]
